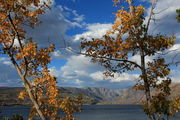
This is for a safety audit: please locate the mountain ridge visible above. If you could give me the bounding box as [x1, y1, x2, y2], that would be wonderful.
[0, 83, 179, 105]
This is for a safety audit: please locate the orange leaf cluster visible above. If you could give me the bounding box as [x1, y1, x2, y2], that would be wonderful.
[81, 0, 175, 76]
[0, 0, 82, 120]
[81, 0, 177, 119]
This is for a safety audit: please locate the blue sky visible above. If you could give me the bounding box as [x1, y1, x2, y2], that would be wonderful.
[56, 0, 150, 35]
[0, 0, 180, 89]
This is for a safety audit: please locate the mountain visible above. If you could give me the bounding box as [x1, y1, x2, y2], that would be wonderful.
[0, 87, 96, 105]
[100, 83, 180, 104]
[0, 83, 179, 105]
[59, 87, 123, 101]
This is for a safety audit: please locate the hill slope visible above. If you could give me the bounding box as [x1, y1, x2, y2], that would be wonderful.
[0, 83, 179, 105]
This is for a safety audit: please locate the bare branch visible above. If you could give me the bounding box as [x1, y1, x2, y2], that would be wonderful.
[65, 46, 142, 70]
[145, 0, 157, 36]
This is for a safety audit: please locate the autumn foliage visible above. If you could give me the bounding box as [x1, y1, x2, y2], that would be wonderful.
[81, 0, 178, 120]
[0, 0, 179, 120]
[0, 0, 81, 120]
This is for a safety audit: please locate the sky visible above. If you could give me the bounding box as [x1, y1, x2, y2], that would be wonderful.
[0, 0, 180, 89]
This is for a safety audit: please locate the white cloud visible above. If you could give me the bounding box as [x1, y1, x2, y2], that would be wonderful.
[49, 55, 137, 88]
[129, 55, 153, 66]
[146, 0, 180, 40]
[110, 73, 139, 83]
[90, 71, 139, 83]
[143, 0, 180, 64]
[60, 55, 99, 73]
[49, 55, 103, 86]
[26, 5, 85, 47]
[0, 2, 86, 87]
[1, 0, 180, 88]
[49, 66, 60, 77]
[73, 23, 112, 41]
[142, 0, 180, 83]
[90, 71, 105, 81]
[162, 44, 180, 64]
[50, 10, 180, 88]
[144, 0, 180, 66]
[51, 53, 140, 87]
[143, 0, 180, 63]
[52, 23, 113, 59]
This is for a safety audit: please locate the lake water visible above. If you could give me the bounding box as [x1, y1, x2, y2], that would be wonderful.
[0, 105, 179, 120]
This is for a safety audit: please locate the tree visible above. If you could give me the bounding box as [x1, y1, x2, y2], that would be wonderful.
[81, 0, 176, 119]
[176, 9, 180, 22]
[0, 0, 81, 120]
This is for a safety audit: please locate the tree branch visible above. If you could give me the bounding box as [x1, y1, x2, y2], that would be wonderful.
[65, 47, 142, 70]
[7, 11, 46, 120]
[145, 0, 157, 36]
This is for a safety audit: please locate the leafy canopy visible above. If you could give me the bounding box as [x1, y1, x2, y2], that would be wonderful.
[0, 0, 82, 120]
[81, 0, 177, 119]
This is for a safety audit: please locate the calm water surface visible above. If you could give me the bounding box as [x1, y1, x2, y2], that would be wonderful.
[0, 105, 179, 120]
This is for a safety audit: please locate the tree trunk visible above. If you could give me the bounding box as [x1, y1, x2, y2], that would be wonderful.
[140, 50, 156, 120]
[8, 53, 46, 120]
[5, 13, 46, 120]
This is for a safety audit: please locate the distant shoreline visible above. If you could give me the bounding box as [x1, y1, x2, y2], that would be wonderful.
[0, 84, 179, 106]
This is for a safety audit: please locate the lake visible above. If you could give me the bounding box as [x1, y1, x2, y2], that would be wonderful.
[0, 105, 179, 120]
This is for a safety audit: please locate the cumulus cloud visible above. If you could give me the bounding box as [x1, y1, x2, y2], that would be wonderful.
[52, 23, 113, 59]
[144, 0, 180, 65]
[140, 0, 180, 83]
[0, 1, 85, 87]
[146, 0, 180, 37]
[50, 55, 103, 86]
[49, 54, 139, 88]
[49, 22, 139, 89]
[1, 0, 180, 88]
[110, 73, 139, 82]
[25, 2, 87, 59]
[73, 23, 112, 41]
[90, 71, 139, 83]
[53, 0, 180, 89]
[26, 4, 85, 47]
[129, 55, 153, 67]
[145, 0, 180, 40]
[49, 2, 180, 87]
[90, 71, 105, 81]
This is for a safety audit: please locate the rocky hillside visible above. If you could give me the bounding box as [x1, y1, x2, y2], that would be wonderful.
[100, 83, 180, 104]
[60, 87, 123, 101]
[0, 87, 96, 105]
[0, 83, 179, 105]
